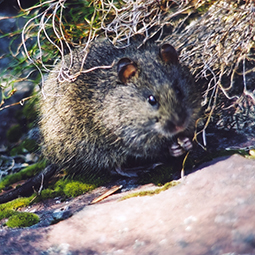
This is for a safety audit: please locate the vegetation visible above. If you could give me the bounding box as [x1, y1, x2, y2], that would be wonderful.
[0, 161, 47, 192]
[0, 196, 36, 227]
[120, 180, 180, 201]
[0, 0, 228, 110]
[34, 178, 101, 201]
[6, 212, 40, 228]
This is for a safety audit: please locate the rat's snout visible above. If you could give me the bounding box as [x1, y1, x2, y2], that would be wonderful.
[163, 111, 188, 134]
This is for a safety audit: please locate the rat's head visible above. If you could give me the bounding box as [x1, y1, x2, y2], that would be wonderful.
[99, 43, 201, 154]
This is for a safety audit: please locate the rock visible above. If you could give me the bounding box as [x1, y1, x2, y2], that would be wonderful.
[24, 153, 39, 164]
[1, 154, 255, 254]
[52, 206, 72, 224]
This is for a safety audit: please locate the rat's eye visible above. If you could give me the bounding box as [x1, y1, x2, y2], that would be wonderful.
[147, 95, 157, 106]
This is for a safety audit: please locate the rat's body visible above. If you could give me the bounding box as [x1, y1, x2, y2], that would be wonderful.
[39, 39, 201, 176]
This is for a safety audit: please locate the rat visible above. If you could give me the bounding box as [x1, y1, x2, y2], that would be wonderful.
[39, 39, 201, 177]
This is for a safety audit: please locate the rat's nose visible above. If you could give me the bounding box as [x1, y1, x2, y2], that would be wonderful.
[164, 113, 187, 134]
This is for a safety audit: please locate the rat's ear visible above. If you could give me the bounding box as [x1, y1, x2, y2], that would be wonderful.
[117, 58, 138, 83]
[159, 44, 179, 64]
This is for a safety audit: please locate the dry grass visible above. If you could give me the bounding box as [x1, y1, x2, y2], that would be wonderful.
[164, 1, 255, 136]
[18, 0, 198, 86]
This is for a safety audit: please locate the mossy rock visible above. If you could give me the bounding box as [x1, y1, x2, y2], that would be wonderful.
[6, 212, 40, 228]
[0, 160, 47, 192]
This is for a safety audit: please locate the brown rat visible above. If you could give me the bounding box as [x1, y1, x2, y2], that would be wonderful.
[39, 39, 201, 177]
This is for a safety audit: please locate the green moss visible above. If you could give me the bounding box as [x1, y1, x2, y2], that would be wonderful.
[54, 179, 68, 192]
[0, 196, 35, 221]
[63, 181, 96, 197]
[0, 174, 21, 191]
[0, 209, 17, 221]
[39, 178, 97, 199]
[6, 124, 23, 143]
[0, 160, 47, 191]
[0, 196, 33, 211]
[35, 179, 64, 201]
[35, 176, 102, 201]
[35, 179, 68, 202]
[38, 189, 59, 200]
[6, 212, 40, 228]
[20, 161, 46, 178]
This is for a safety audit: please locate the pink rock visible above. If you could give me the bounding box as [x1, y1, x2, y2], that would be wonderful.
[42, 154, 255, 254]
[1, 154, 255, 255]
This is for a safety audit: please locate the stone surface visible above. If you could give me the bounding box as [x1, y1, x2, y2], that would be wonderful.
[1, 154, 255, 254]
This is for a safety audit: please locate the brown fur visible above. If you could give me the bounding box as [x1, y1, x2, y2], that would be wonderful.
[39, 39, 201, 176]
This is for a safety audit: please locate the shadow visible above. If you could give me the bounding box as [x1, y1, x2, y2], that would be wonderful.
[0, 227, 47, 255]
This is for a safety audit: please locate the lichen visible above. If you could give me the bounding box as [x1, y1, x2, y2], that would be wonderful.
[120, 180, 180, 201]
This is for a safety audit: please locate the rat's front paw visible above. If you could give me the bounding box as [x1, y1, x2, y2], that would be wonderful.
[177, 137, 193, 151]
[169, 137, 193, 157]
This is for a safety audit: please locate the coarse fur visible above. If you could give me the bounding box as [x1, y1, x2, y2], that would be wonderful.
[39, 39, 201, 176]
